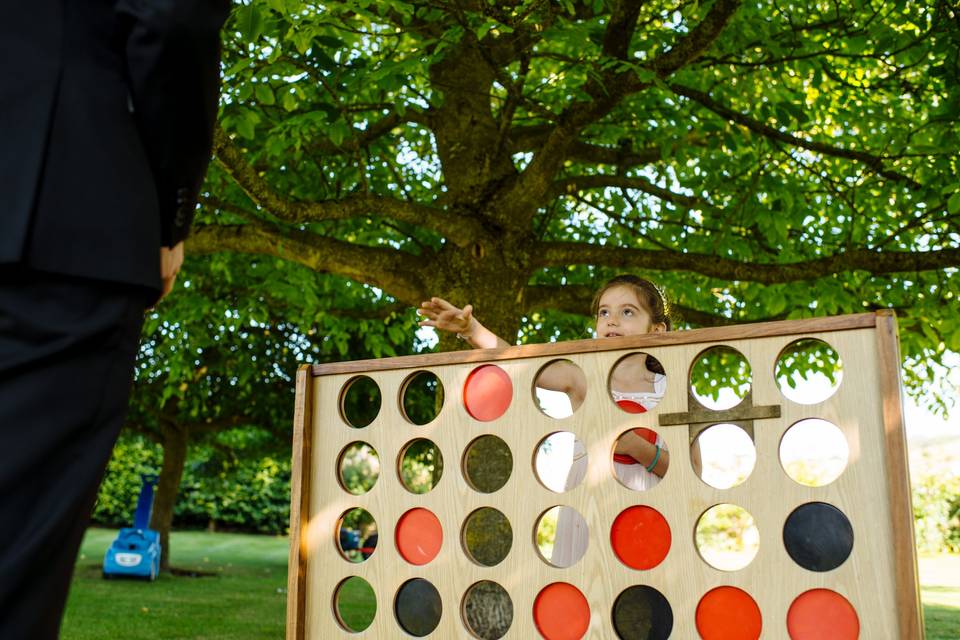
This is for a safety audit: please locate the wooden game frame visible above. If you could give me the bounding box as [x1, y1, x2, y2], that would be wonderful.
[286, 311, 923, 639]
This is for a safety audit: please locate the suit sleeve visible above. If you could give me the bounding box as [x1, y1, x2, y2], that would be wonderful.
[115, 0, 231, 247]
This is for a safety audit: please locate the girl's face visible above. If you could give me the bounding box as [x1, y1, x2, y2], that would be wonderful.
[595, 285, 666, 337]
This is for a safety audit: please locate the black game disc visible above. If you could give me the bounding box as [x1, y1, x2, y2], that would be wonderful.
[612, 585, 673, 640]
[783, 501, 854, 572]
[395, 578, 442, 636]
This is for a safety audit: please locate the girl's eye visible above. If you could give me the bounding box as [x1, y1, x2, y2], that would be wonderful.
[598, 309, 609, 318]
[623, 309, 634, 317]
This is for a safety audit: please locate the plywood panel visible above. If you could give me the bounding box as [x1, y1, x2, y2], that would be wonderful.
[288, 313, 921, 639]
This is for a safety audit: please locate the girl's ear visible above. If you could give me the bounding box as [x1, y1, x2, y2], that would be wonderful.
[651, 322, 667, 334]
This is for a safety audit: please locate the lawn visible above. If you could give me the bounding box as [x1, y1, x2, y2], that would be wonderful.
[61, 529, 288, 640]
[62, 529, 959, 638]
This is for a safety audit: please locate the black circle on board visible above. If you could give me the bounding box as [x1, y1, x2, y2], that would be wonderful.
[395, 578, 442, 636]
[612, 585, 673, 640]
[783, 501, 854, 572]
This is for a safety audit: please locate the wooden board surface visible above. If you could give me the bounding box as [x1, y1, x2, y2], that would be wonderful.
[288, 313, 921, 639]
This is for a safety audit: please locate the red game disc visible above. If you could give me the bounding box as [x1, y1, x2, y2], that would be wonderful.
[533, 582, 590, 640]
[463, 365, 513, 421]
[787, 589, 859, 640]
[610, 505, 671, 570]
[395, 508, 443, 566]
[696, 586, 762, 640]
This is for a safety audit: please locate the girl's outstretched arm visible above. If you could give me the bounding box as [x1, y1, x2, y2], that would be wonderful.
[418, 297, 510, 349]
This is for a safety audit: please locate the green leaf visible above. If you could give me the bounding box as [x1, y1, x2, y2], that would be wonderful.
[948, 192, 960, 215]
[236, 5, 264, 42]
[255, 84, 276, 105]
[314, 35, 347, 49]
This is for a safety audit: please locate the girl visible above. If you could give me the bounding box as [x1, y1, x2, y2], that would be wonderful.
[418, 275, 682, 488]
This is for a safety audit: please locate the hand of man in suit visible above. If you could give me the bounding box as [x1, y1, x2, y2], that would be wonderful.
[160, 241, 184, 300]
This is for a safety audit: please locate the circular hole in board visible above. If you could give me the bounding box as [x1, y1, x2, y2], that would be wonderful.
[535, 431, 587, 493]
[695, 586, 762, 640]
[609, 352, 668, 413]
[780, 419, 849, 487]
[689, 346, 752, 410]
[693, 423, 756, 490]
[610, 506, 671, 570]
[694, 503, 759, 571]
[787, 589, 860, 640]
[395, 578, 442, 637]
[533, 582, 590, 640]
[464, 364, 513, 421]
[401, 370, 445, 425]
[333, 576, 376, 632]
[612, 427, 668, 491]
[783, 502, 854, 572]
[398, 438, 443, 494]
[336, 508, 378, 563]
[462, 580, 513, 640]
[775, 338, 843, 405]
[463, 434, 512, 493]
[462, 507, 512, 567]
[612, 585, 673, 640]
[339, 375, 381, 428]
[535, 506, 588, 568]
[337, 441, 380, 495]
[395, 507, 443, 566]
[533, 359, 587, 419]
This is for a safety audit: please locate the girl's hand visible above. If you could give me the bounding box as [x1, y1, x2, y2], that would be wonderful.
[418, 297, 475, 336]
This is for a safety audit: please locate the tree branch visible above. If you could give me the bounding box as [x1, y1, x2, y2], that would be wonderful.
[532, 241, 960, 283]
[646, 0, 743, 77]
[213, 126, 487, 246]
[670, 83, 923, 188]
[186, 224, 429, 305]
[552, 173, 706, 210]
[501, 0, 742, 217]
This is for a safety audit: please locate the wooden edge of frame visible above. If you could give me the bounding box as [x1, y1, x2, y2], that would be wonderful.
[309, 311, 879, 377]
[875, 310, 925, 639]
[286, 365, 314, 640]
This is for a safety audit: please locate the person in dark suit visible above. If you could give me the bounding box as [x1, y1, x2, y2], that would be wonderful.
[0, 1, 230, 637]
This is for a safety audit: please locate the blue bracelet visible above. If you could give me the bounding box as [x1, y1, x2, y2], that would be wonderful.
[645, 445, 661, 472]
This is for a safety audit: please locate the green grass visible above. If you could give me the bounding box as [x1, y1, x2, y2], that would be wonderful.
[61, 528, 288, 640]
[921, 555, 960, 640]
[62, 530, 960, 638]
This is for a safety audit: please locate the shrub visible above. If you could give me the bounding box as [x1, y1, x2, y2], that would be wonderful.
[93, 436, 291, 535]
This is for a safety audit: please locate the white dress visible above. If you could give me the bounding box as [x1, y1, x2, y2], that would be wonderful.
[548, 377, 667, 566]
[610, 374, 667, 491]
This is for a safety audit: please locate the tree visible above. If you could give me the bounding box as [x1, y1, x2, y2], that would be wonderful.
[127, 253, 423, 569]
[194, 1, 959, 402]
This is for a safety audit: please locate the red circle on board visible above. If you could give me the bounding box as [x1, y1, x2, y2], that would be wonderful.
[395, 508, 443, 565]
[616, 399, 647, 414]
[610, 505, 671, 570]
[696, 586, 762, 640]
[463, 365, 513, 421]
[533, 582, 590, 640]
[787, 589, 859, 640]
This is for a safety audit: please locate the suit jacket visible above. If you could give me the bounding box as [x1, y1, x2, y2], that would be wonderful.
[0, 0, 230, 291]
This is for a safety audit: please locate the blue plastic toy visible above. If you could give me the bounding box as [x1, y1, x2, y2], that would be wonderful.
[103, 474, 161, 581]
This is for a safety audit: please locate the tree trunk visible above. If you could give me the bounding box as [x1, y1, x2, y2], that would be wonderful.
[150, 421, 189, 571]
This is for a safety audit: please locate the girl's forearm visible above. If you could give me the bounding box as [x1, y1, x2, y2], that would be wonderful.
[617, 435, 669, 477]
[463, 318, 510, 349]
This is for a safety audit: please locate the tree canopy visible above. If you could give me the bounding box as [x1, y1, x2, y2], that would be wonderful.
[189, 0, 960, 411]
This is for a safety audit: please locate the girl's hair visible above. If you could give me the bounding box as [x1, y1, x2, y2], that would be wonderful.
[590, 275, 673, 331]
